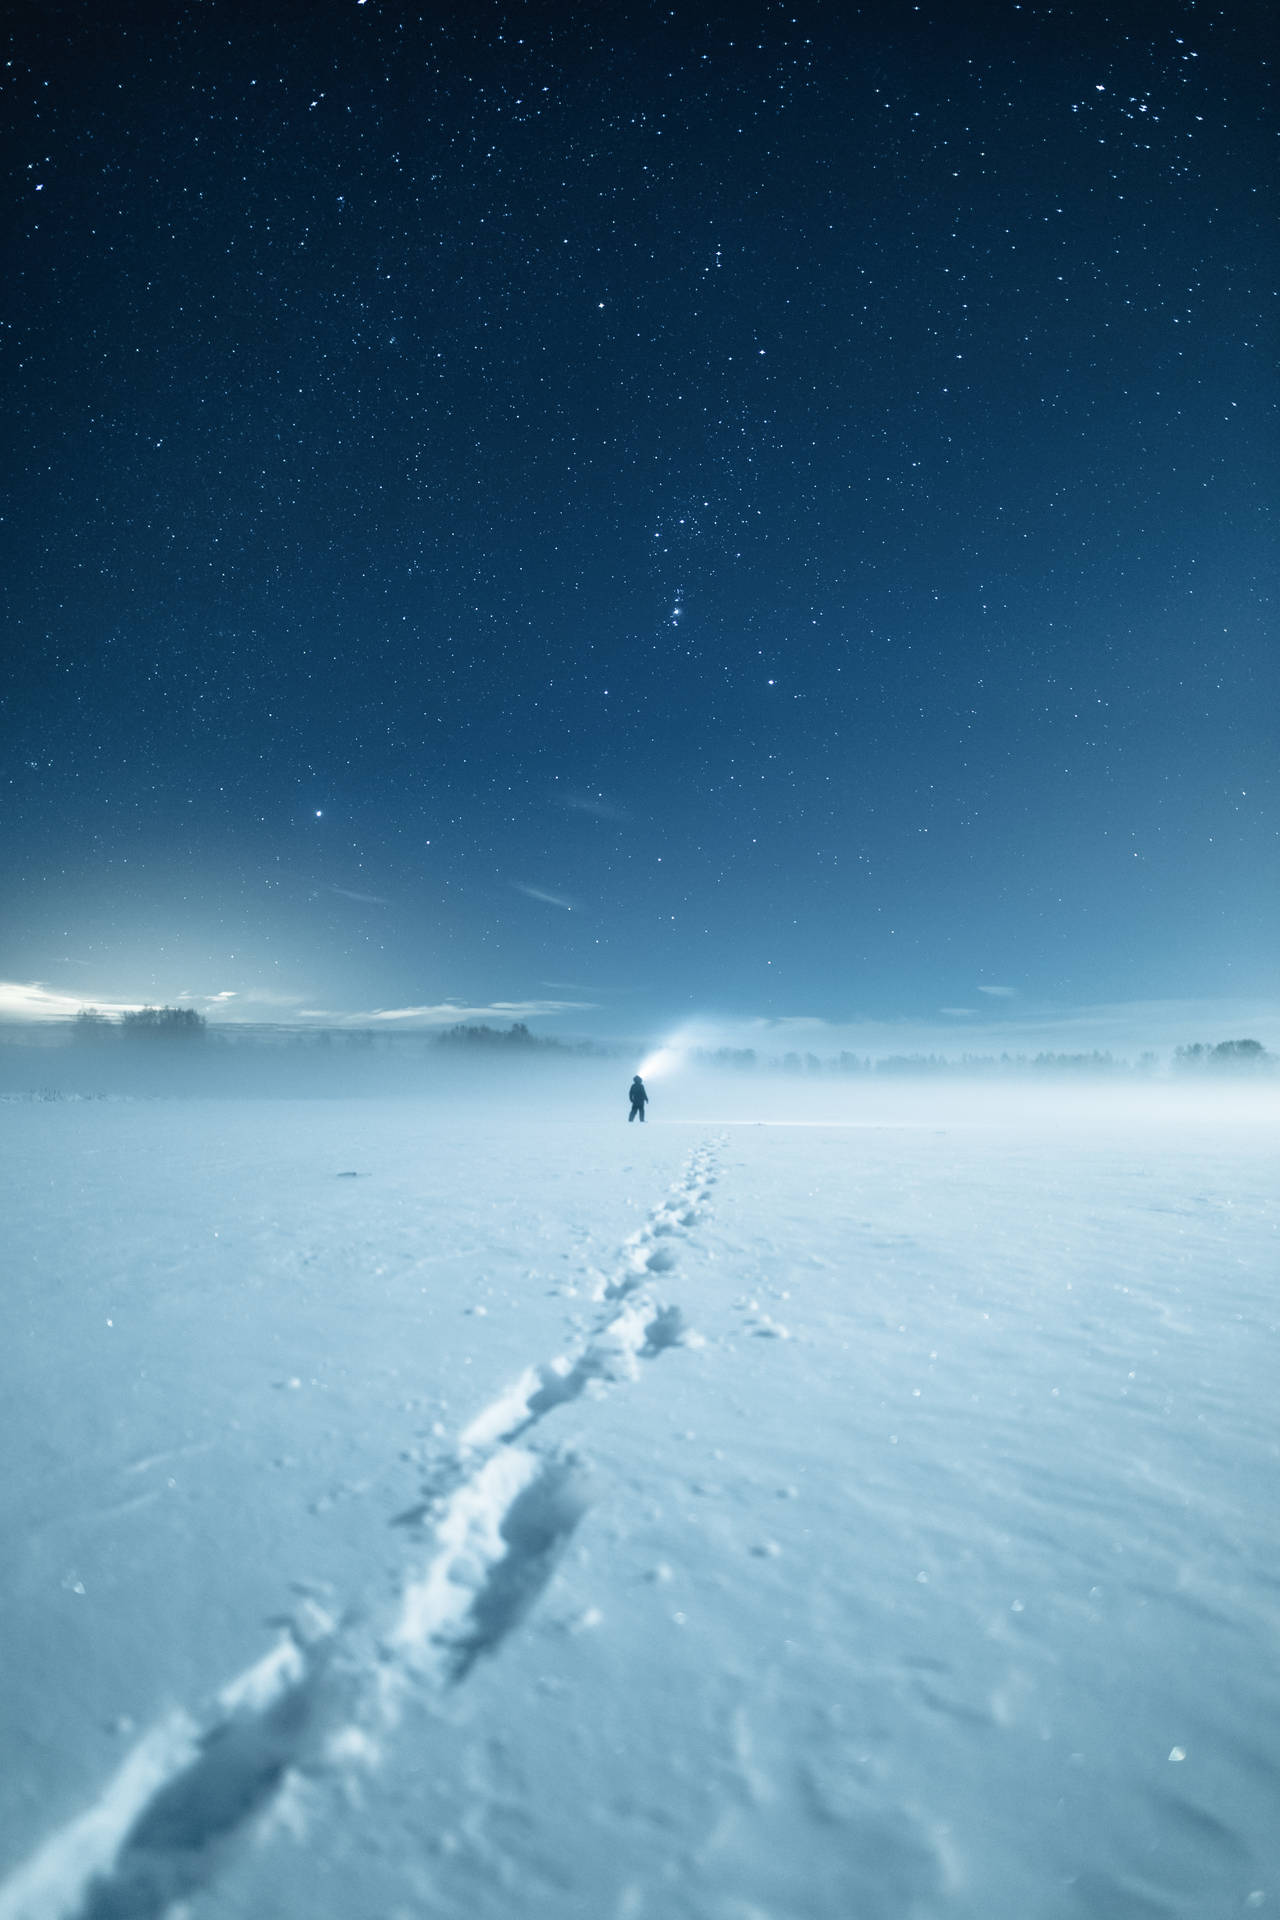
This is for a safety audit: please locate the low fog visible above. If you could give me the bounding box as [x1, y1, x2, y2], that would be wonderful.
[1, 1016, 1275, 1133]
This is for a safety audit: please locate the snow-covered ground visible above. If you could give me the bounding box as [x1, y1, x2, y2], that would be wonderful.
[2, 1074, 1277, 1919]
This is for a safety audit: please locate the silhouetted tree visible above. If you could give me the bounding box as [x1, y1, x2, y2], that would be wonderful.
[705, 1047, 757, 1071]
[72, 1008, 114, 1046]
[1175, 1039, 1271, 1072]
[1212, 1038, 1267, 1063]
[119, 1006, 207, 1042]
[435, 1021, 560, 1052]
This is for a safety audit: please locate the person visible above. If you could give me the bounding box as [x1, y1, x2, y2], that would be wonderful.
[628, 1074, 648, 1123]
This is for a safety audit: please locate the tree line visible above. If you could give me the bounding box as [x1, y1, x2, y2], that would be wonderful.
[65, 1012, 1276, 1073]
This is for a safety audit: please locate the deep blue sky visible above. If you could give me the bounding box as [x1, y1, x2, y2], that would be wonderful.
[2, 0, 1276, 1045]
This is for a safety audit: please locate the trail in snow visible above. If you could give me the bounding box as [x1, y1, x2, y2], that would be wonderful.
[0, 1142, 724, 1920]
[6, 1102, 1279, 1919]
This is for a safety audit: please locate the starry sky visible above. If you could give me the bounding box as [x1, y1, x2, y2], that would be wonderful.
[3, 0, 1276, 1048]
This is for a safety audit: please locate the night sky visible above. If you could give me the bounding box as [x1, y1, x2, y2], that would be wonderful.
[3, 0, 1276, 1048]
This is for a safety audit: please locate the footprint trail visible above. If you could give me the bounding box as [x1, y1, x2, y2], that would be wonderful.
[0, 1141, 723, 1920]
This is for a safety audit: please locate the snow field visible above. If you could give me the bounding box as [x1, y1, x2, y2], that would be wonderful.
[1, 1093, 1277, 1918]
[0, 1102, 692, 1897]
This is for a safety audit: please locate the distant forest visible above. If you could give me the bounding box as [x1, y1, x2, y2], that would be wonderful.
[63, 1010, 609, 1056]
[34, 1011, 1275, 1075]
[690, 1040, 1275, 1076]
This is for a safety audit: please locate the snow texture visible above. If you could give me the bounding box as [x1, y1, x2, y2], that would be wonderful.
[1, 1085, 1277, 1919]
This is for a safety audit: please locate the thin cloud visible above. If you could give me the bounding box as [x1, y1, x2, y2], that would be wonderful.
[0, 981, 142, 1021]
[740, 1015, 830, 1034]
[977, 985, 1017, 998]
[207, 988, 310, 1011]
[0, 981, 314, 1022]
[514, 883, 578, 912]
[329, 886, 391, 907]
[560, 792, 627, 822]
[298, 999, 595, 1026]
[940, 1007, 976, 1018]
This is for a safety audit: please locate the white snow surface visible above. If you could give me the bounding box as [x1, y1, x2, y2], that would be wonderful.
[1, 1076, 1278, 1919]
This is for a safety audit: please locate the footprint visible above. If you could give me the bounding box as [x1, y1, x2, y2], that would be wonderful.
[2, 1140, 727, 1920]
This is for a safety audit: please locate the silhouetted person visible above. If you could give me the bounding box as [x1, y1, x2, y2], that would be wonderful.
[628, 1074, 648, 1123]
